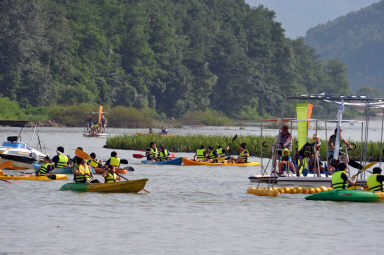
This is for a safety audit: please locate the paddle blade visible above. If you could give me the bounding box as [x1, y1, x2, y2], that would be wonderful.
[120, 159, 128, 164]
[75, 149, 91, 160]
[232, 134, 238, 142]
[0, 161, 13, 169]
[125, 166, 134, 172]
[362, 161, 377, 171]
[348, 160, 363, 170]
[133, 154, 145, 158]
[0, 170, 4, 175]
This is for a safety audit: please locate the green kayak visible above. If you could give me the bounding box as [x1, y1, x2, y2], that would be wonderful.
[60, 178, 148, 193]
[305, 189, 384, 202]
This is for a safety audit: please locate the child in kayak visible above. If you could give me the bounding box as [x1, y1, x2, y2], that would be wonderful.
[230, 143, 249, 163]
[158, 146, 171, 161]
[193, 145, 207, 161]
[36, 156, 55, 176]
[206, 146, 219, 163]
[145, 142, 158, 161]
[102, 165, 121, 183]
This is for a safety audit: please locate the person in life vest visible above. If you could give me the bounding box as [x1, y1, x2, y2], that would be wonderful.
[216, 145, 229, 163]
[52, 146, 69, 168]
[145, 142, 158, 161]
[193, 145, 207, 161]
[158, 146, 170, 161]
[331, 162, 357, 190]
[206, 146, 219, 163]
[36, 156, 55, 176]
[73, 157, 94, 183]
[366, 167, 384, 192]
[230, 143, 249, 163]
[105, 151, 121, 169]
[296, 133, 321, 176]
[87, 152, 103, 168]
[272, 125, 292, 172]
[278, 148, 296, 176]
[102, 165, 121, 183]
[328, 128, 354, 172]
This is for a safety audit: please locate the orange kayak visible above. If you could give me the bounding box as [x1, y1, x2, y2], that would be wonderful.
[93, 167, 127, 174]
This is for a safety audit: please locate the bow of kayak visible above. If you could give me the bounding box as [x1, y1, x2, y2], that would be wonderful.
[305, 189, 384, 202]
[60, 178, 149, 193]
[141, 157, 182, 165]
[182, 157, 260, 166]
[0, 174, 68, 181]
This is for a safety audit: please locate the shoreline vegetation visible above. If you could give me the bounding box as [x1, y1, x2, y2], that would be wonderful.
[105, 135, 384, 161]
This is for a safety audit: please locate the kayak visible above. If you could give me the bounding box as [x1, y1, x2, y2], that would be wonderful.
[93, 167, 127, 174]
[136, 132, 175, 137]
[83, 133, 109, 137]
[305, 189, 384, 202]
[141, 157, 182, 165]
[0, 174, 68, 181]
[32, 163, 97, 174]
[60, 178, 149, 193]
[182, 157, 260, 166]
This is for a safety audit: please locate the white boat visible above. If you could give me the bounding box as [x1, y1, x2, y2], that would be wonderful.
[0, 136, 46, 168]
[83, 132, 109, 137]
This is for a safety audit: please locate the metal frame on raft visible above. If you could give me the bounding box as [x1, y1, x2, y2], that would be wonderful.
[252, 94, 384, 187]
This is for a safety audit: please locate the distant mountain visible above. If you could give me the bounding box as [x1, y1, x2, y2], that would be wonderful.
[305, 0, 384, 93]
[245, 0, 379, 38]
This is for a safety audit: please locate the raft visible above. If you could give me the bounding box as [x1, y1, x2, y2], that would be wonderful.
[136, 132, 175, 137]
[60, 178, 149, 193]
[141, 157, 182, 165]
[305, 189, 384, 202]
[182, 157, 260, 166]
[0, 174, 68, 181]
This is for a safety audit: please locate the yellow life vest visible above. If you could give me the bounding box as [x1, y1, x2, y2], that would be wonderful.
[240, 151, 249, 163]
[109, 157, 120, 167]
[332, 171, 347, 190]
[74, 164, 91, 183]
[37, 163, 54, 175]
[216, 148, 225, 158]
[148, 148, 158, 160]
[367, 174, 383, 192]
[88, 159, 101, 168]
[196, 149, 205, 159]
[159, 149, 169, 161]
[57, 154, 68, 168]
[105, 171, 116, 183]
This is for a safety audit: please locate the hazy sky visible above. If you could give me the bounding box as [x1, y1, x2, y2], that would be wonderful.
[245, 0, 380, 38]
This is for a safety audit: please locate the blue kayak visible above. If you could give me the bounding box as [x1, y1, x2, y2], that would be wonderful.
[32, 163, 96, 174]
[141, 157, 182, 165]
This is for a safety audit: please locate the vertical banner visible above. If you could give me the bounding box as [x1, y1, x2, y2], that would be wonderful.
[333, 100, 344, 160]
[296, 103, 313, 150]
[98, 105, 103, 123]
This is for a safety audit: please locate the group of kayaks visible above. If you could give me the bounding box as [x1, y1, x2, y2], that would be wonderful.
[140, 157, 261, 166]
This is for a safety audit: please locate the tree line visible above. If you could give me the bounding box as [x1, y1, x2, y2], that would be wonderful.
[0, 0, 351, 120]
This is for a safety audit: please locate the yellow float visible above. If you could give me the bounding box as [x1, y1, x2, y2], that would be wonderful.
[248, 185, 334, 197]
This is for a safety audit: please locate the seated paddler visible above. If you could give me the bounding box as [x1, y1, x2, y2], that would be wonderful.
[73, 157, 93, 183]
[36, 156, 55, 176]
[193, 145, 206, 161]
[102, 165, 121, 183]
[52, 146, 69, 168]
[158, 146, 170, 161]
[366, 167, 384, 192]
[105, 151, 120, 169]
[331, 162, 357, 190]
[206, 146, 219, 163]
[145, 142, 158, 161]
[230, 143, 249, 163]
[87, 152, 103, 168]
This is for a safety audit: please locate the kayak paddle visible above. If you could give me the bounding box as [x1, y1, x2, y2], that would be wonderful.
[75, 148, 91, 160]
[0, 179, 13, 183]
[228, 134, 238, 147]
[115, 172, 150, 193]
[353, 161, 377, 178]
[133, 154, 145, 158]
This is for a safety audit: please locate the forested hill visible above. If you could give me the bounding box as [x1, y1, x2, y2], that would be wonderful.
[0, 0, 350, 119]
[305, 0, 384, 93]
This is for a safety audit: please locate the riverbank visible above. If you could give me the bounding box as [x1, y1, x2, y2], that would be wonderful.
[105, 134, 383, 161]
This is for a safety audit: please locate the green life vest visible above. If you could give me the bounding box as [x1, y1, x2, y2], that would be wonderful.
[159, 149, 169, 161]
[57, 154, 68, 168]
[36, 163, 54, 175]
[208, 150, 217, 159]
[216, 148, 225, 158]
[196, 149, 205, 159]
[105, 171, 117, 183]
[367, 174, 383, 192]
[148, 148, 158, 160]
[74, 164, 91, 183]
[332, 171, 347, 190]
[240, 151, 249, 163]
[109, 157, 120, 167]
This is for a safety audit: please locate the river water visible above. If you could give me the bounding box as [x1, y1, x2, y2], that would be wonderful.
[0, 125, 383, 255]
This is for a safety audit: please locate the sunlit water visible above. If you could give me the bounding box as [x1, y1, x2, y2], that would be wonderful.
[0, 125, 383, 255]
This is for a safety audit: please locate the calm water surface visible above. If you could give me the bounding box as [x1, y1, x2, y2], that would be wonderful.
[0, 126, 383, 255]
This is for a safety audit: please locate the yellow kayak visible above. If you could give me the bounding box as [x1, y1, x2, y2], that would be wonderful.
[60, 178, 149, 193]
[136, 132, 175, 137]
[182, 157, 260, 166]
[0, 174, 68, 181]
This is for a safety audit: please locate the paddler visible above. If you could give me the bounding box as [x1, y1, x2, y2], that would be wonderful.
[158, 146, 170, 161]
[52, 146, 69, 168]
[35, 156, 55, 176]
[216, 145, 229, 163]
[73, 157, 94, 183]
[230, 143, 249, 163]
[145, 142, 158, 161]
[366, 167, 384, 192]
[193, 145, 206, 161]
[331, 162, 357, 190]
[105, 151, 121, 169]
[87, 152, 103, 168]
[206, 146, 219, 163]
[102, 165, 121, 183]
